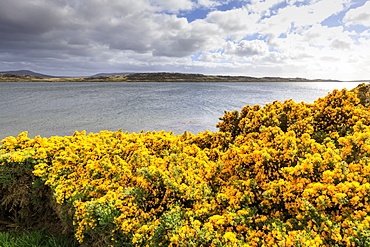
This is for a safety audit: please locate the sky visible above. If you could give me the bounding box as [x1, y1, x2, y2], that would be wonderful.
[0, 0, 370, 80]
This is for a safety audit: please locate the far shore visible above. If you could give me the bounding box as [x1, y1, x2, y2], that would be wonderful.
[0, 72, 345, 83]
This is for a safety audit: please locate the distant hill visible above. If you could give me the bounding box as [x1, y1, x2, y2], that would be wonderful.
[121, 72, 342, 82]
[0, 70, 57, 78]
[92, 72, 133, 77]
[0, 70, 346, 82]
[0, 70, 135, 78]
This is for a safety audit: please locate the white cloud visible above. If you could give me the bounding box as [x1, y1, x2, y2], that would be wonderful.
[206, 7, 260, 37]
[196, 0, 223, 8]
[301, 24, 355, 47]
[199, 51, 229, 62]
[247, 0, 285, 15]
[152, 0, 194, 12]
[330, 39, 351, 50]
[259, 0, 348, 36]
[268, 23, 357, 64]
[344, 1, 370, 26]
[225, 40, 269, 56]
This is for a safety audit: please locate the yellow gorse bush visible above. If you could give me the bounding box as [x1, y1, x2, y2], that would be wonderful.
[1, 85, 370, 246]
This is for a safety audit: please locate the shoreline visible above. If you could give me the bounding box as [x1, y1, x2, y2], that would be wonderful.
[0, 72, 342, 83]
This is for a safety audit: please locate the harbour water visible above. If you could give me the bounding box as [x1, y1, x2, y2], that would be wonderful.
[0, 81, 363, 140]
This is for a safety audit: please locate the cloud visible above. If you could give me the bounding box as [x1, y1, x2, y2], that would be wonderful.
[0, 0, 73, 34]
[198, 51, 229, 62]
[0, 0, 223, 58]
[151, 18, 223, 57]
[206, 7, 260, 37]
[330, 39, 351, 50]
[299, 24, 354, 49]
[259, 0, 348, 36]
[0, 0, 154, 51]
[152, 0, 194, 12]
[225, 40, 269, 56]
[0, 0, 369, 80]
[247, 0, 285, 15]
[267, 23, 357, 66]
[195, 0, 225, 8]
[344, 1, 370, 27]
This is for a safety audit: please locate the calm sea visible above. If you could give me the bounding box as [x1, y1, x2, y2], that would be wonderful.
[0, 81, 363, 140]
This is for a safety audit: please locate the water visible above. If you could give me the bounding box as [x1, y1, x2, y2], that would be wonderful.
[0, 81, 363, 140]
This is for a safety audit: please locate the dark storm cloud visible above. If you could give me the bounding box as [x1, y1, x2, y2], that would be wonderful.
[0, 0, 85, 57]
[0, 1, 61, 34]
[0, 1, 134, 50]
[0, 0, 210, 59]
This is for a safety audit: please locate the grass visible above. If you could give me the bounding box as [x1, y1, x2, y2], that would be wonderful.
[0, 229, 79, 247]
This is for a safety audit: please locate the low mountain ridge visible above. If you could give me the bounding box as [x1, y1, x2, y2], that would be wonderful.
[0, 70, 345, 82]
[0, 70, 57, 78]
[92, 72, 133, 77]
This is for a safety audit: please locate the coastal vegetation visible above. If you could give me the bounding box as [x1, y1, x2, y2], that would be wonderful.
[0, 83, 370, 246]
[0, 72, 341, 83]
[0, 228, 79, 247]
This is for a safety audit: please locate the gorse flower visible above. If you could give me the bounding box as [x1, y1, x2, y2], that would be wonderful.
[1, 85, 370, 246]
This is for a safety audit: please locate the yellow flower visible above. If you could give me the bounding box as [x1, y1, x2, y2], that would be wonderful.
[223, 232, 238, 242]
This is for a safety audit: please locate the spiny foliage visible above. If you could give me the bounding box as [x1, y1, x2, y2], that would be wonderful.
[1, 85, 370, 246]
